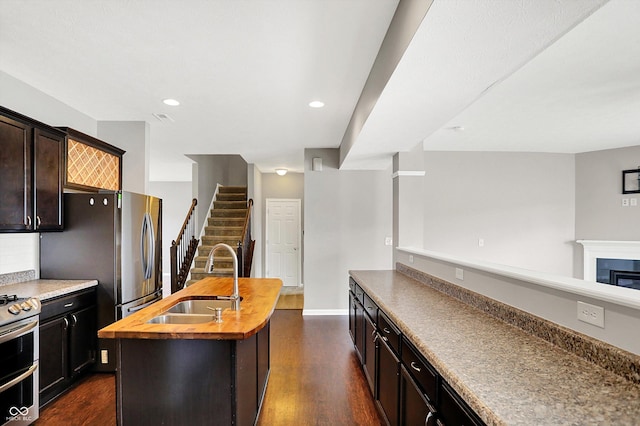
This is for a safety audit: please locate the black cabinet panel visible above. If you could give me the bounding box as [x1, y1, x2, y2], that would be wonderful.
[0, 115, 31, 230]
[33, 128, 64, 230]
[39, 317, 68, 395]
[439, 381, 483, 426]
[363, 312, 377, 395]
[349, 276, 485, 426]
[377, 338, 400, 426]
[378, 311, 401, 355]
[401, 338, 438, 404]
[0, 106, 64, 232]
[400, 365, 435, 426]
[39, 288, 97, 406]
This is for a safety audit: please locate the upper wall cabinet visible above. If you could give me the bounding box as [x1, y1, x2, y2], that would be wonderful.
[0, 106, 65, 232]
[58, 127, 124, 192]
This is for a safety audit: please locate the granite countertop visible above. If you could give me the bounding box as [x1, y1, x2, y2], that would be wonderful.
[349, 269, 640, 426]
[98, 277, 282, 340]
[0, 278, 98, 301]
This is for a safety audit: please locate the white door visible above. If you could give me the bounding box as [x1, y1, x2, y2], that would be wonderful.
[266, 199, 301, 287]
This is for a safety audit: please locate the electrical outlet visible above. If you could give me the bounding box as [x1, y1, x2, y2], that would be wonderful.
[455, 268, 464, 280]
[385, 237, 393, 246]
[101, 349, 109, 364]
[631, 198, 638, 207]
[622, 198, 630, 207]
[577, 301, 605, 328]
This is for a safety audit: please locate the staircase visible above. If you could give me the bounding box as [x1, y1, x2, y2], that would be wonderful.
[188, 186, 248, 285]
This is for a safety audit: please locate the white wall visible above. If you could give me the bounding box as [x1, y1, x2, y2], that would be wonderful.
[304, 148, 393, 313]
[0, 71, 96, 135]
[0, 71, 99, 276]
[0, 234, 40, 275]
[575, 145, 640, 241]
[421, 151, 576, 277]
[148, 181, 193, 296]
[0, 71, 156, 277]
[247, 165, 263, 277]
[397, 249, 640, 355]
[98, 121, 150, 195]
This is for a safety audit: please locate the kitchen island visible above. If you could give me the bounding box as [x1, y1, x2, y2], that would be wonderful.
[98, 277, 282, 426]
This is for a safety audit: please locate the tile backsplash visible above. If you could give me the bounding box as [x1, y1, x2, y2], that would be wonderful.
[0, 233, 39, 276]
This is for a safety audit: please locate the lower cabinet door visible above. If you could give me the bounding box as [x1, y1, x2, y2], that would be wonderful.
[363, 313, 377, 395]
[439, 381, 483, 426]
[39, 316, 68, 403]
[69, 305, 97, 376]
[400, 365, 435, 426]
[377, 337, 399, 426]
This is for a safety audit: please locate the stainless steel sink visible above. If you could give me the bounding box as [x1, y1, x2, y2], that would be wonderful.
[147, 314, 215, 324]
[165, 298, 242, 314]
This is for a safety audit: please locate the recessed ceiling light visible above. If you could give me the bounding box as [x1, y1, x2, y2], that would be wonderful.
[163, 98, 180, 106]
[275, 168, 288, 176]
[309, 100, 325, 108]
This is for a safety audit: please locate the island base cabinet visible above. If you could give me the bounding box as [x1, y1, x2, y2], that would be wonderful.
[116, 325, 270, 426]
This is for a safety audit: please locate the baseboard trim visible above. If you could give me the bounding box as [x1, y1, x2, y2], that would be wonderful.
[302, 309, 348, 316]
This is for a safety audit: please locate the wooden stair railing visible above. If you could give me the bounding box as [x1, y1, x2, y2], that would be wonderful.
[237, 198, 255, 277]
[170, 198, 199, 293]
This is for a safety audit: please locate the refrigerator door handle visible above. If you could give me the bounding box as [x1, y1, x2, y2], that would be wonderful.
[140, 213, 154, 280]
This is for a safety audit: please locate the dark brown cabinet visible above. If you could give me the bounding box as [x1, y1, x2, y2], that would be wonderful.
[439, 381, 483, 426]
[116, 322, 271, 425]
[349, 276, 485, 426]
[39, 288, 97, 406]
[0, 106, 64, 232]
[377, 336, 400, 426]
[400, 365, 435, 426]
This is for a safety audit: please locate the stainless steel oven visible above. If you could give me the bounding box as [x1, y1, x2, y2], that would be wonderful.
[0, 296, 40, 426]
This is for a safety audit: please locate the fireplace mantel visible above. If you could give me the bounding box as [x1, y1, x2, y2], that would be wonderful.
[577, 240, 640, 282]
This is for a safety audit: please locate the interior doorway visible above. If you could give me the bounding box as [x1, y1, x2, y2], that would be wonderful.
[265, 198, 301, 287]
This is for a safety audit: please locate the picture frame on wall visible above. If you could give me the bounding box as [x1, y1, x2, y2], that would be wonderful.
[622, 168, 640, 194]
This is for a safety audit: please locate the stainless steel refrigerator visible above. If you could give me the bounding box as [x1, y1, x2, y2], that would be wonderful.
[40, 191, 162, 372]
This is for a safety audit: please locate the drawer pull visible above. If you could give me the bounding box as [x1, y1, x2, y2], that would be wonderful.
[425, 411, 434, 426]
[410, 361, 422, 372]
[383, 327, 391, 334]
[64, 303, 74, 308]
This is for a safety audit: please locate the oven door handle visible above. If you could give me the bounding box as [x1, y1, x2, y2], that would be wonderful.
[0, 319, 38, 345]
[0, 363, 38, 394]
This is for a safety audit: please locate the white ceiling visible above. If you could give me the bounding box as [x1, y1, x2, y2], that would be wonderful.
[1, 0, 637, 179]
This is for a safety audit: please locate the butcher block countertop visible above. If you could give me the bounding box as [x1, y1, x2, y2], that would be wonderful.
[98, 277, 282, 340]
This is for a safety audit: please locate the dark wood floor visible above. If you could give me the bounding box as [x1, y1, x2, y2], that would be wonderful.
[37, 310, 383, 425]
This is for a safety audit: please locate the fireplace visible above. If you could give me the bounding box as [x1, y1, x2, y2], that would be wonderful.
[578, 240, 640, 290]
[609, 270, 640, 290]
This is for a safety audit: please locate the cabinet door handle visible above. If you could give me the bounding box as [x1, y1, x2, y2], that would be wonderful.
[373, 334, 380, 343]
[410, 361, 422, 372]
[64, 302, 74, 308]
[383, 327, 391, 334]
[425, 411, 434, 426]
[36, 215, 41, 227]
[26, 216, 32, 227]
[70, 313, 78, 326]
[63, 317, 69, 330]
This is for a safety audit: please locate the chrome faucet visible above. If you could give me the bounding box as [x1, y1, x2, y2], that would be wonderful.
[204, 243, 240, 310]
